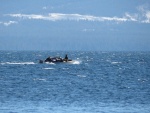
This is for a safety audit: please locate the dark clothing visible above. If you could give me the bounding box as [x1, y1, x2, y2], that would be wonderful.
[65, 55, 68, 60]
[45, 57, 52, 62]
[64, 54, 68, 62]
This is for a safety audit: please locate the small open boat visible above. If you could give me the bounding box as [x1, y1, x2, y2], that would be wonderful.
[39, 56, 72, 64]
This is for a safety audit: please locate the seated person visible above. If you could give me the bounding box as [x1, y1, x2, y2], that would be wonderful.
[45, 56, 52, 62]
[64, 54, 68, 62]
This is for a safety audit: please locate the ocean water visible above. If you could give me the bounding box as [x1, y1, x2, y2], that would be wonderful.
[0, 51, 150, 113]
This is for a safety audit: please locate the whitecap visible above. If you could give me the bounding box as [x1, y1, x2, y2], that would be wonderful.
[111, 62, 122, 64]
[33, 78, 47, 81]
[0, 63, 5, 65]
[62, 68, 69, 70]
[42, 68, 55, 70]
[77, 75, 86, 78]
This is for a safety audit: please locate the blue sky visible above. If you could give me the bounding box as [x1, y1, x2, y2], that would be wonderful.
[0, 0, 150, 51]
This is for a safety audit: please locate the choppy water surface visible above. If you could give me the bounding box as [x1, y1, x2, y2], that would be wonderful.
[0, 51, 150, 113]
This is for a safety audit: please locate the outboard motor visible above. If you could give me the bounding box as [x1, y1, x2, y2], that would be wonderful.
[39, 60, 44, 63]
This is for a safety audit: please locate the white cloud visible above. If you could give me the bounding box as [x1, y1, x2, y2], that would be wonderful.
[144, 11, 150, 23]
[6, 13, 129, 23]
[141, 10, 150, 23]
[5, 5, 150, 24]
[0, 21, 18, 26]
[120, 4, 150, 24]
[137, 4, 150, 23]
[124, 13, 138, 22]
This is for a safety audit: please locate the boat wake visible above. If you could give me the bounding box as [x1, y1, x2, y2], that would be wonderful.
[43, 60, 81, 65]
[71, 60, 81, 64]
[45, 62, 56, 65]
[0, 60, 81, 65]
[0, 62, 36, 65]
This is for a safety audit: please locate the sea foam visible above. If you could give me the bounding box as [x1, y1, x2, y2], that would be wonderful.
[0, 62, 35, 65]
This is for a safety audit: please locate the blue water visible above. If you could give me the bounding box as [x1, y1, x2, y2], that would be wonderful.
[0, 51, 150, 113]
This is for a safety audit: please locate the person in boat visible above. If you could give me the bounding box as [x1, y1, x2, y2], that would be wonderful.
[56, 57, 63, 62]
[45, 56, 52, 62]
[64, 54, 68, 62]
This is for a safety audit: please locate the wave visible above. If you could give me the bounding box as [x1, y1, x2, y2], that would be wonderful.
[111, 61, 122, 64]
[0, 62, 36, 65]
[77, 75, 86, 78]
[42, 68, 55, 70]
[62, 68, 69, 70]
[33, 78, 47, 81]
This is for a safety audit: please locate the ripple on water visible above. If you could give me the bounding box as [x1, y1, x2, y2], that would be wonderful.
[42, 68, 55, 70]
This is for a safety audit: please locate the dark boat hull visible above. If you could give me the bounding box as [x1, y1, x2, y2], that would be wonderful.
[39, 56, 73, 64]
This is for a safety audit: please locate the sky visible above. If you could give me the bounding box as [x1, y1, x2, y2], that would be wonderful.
[0, 0, 150, 51]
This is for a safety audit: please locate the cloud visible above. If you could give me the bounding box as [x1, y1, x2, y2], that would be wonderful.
[124, 13, 138, 22]
[6, 13, 129, 23]
[144, 11, 150, 23]
[120, 4, 150, 24]
[0, 21, 18, 26]
[137, 4, 150, 23]
[5, 4, 150, 24]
